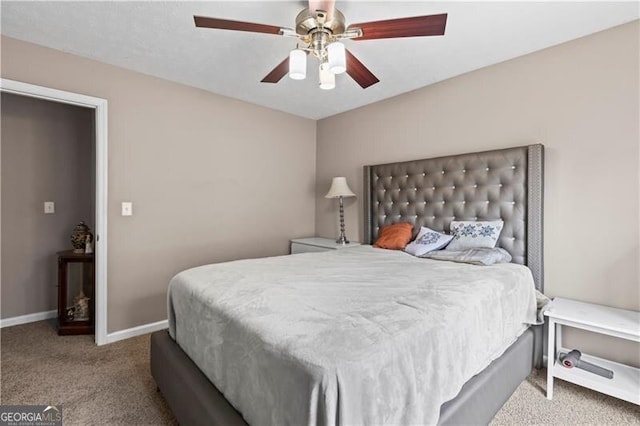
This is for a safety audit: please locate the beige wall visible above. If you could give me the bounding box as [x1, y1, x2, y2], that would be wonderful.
[1, 36, 317, 332]
[1, 93, 94, 319]
[316, 22, 639, 365]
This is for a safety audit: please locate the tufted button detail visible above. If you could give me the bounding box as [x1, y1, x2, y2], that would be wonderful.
[442, 200, 446, 204]
[422, 172, 426, 176]
[441, 170, 445, 174]
[486, 167, 490, 171]
[462, 169, 466, 173]
[512, 201, 516, 205]
[473, 184, 478, 188]
[432, 187, 436, 190]
[452, 185, 456, 189]
[512, 166, 516, 169]
[462, 200, 466, 204]
[499, 184, 503, 187]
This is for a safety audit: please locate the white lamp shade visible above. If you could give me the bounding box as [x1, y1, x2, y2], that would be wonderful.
[327, 42, 346, 74]
[319, 63, 335, 90]
[289, 49, 307, 80]
[325, 177, 356, 198]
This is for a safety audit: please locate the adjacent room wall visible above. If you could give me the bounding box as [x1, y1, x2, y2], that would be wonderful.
[1, 36, 317, 332]
[1, 93, 94, 319]
[316, 22, 639, 365]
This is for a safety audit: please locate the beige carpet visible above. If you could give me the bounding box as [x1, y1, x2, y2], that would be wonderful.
[0, 320, 176, 425]
[1, 320, 639, 425]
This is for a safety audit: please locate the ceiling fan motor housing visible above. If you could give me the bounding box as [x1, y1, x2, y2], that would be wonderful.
[295, 8, 346, 36]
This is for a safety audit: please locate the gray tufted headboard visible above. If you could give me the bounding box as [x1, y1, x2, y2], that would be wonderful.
[363, 144, 544, 291]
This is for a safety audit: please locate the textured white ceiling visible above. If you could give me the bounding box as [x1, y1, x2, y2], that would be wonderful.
[1, 1, 638, 119]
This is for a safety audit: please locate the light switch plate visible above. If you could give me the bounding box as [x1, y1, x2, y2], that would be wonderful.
[44, 201, 55, 214]
[121, 202, 133, 216]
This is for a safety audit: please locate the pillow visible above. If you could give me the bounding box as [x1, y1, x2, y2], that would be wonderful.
[423, 247, 512, 265]
[445, 220, 504, 251]
[374, 222, 413, 250]
[404, 226, 453, 256]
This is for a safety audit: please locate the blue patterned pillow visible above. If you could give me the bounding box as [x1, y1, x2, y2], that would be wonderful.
[445, 221, 504, 251]
[404, 227, 453, 256]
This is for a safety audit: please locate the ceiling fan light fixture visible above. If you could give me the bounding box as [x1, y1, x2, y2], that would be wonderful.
[319, 63, 336, 90]
[327, 42, 346, 74]
[289, 49, 307, 80]
[195, 8, 448, 90]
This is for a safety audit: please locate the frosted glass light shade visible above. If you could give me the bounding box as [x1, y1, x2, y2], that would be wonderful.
[327, 42, 346, 74]
[325, 177, 355, 198]
[319, 63, 335, 90]
[289, 49, 306, 80]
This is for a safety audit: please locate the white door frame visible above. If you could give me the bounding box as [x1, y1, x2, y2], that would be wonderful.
[0, 78, 109, 345]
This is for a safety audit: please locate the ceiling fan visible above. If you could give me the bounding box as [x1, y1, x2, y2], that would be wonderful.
[194, 1, 447, 90]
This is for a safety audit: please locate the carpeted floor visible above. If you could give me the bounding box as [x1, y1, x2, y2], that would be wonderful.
[1, 320, 639, 425]
[0, 320, 176, 425]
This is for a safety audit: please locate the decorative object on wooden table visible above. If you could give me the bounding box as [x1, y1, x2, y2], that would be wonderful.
[84, 234, 94, 254]
[70, 221, 91, 254]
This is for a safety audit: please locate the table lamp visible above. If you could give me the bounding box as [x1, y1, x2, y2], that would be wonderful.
[325, 177, 356, 244]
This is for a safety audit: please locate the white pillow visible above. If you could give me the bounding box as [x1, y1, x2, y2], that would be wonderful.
[404, 226, 454, 256]
[446, 220, 504, 251]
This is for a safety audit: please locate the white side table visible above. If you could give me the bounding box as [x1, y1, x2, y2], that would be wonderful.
[290, 237, 361, 254]
[544, 297, 640, 404]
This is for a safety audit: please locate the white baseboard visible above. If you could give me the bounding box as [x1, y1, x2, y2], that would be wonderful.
[0, 310, 57, 328]
[0, 311, 168, 345]
[103, 319, 168, 345]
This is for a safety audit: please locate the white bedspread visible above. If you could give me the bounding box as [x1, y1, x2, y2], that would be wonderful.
[168, 245, 537, 426]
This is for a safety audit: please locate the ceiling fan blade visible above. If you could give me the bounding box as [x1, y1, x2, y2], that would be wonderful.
[346, 50, 379, 89]
[194, 16, 283, 35]
[308, 0, 336, 21]
[261, 57, 290, 83]
[348, 13, 447, 41]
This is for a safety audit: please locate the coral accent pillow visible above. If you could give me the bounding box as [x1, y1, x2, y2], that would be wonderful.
[374, 222, 414, 250]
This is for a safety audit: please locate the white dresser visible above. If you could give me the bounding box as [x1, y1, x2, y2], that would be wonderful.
[290, 237, 361, 254]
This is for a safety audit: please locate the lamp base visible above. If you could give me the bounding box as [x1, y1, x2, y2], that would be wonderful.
[336, 235, 350, 245]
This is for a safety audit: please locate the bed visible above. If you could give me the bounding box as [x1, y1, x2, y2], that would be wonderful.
[151, 144, 544, 425]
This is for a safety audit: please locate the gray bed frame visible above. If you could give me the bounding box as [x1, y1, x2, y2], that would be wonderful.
[151, 144, 545, 425]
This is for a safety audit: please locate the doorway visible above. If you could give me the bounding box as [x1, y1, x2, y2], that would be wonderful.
[0, 78, 108, 345]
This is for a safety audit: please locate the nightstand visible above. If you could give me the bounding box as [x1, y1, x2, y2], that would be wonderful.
[544, 297, 640, 404]
[57, 250, 95, 335]
[290, 237, 361, 254]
